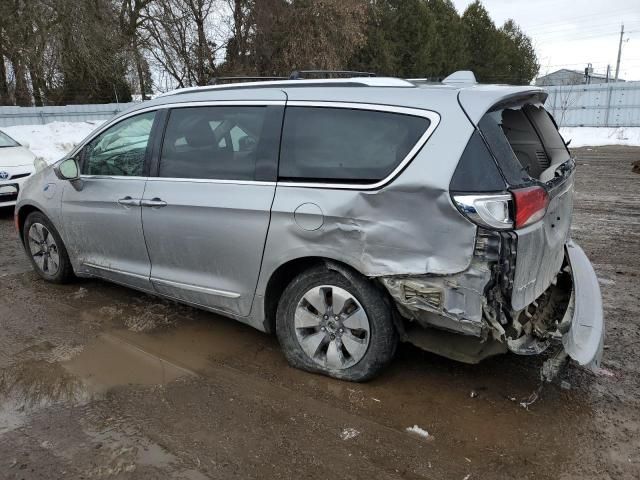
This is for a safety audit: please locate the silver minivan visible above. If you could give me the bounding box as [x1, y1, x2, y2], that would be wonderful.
[15, 72, 604, 381]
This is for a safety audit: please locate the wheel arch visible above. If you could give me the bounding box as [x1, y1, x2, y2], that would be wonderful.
[15, 204, 43, 242]
[262, 256, 374, 334]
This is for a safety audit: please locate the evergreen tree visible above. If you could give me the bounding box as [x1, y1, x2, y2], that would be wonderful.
[497, 20, 540, 85]
[422, 0, 468, 79]
[461, 0, 500, 83]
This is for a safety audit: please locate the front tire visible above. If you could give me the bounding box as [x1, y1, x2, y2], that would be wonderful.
[276, 266, 397, 381]
[23, 211, 74, 283]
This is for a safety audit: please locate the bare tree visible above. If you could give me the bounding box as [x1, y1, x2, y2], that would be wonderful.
[144, 0, 224, 88]
[118, 0, 154, 98]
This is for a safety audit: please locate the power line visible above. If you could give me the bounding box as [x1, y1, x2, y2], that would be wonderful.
[523, 8, 640, 31]
[528, 21, 640, 38]
[533, 29, 640, 43]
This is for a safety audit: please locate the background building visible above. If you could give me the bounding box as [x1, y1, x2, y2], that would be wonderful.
[536, 68, 625, 86]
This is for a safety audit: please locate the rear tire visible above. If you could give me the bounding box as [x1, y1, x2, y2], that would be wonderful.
[23, 211, 74, 284]
[276, 266, 397, 381]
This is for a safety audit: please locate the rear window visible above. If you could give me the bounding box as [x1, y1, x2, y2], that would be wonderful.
[479, 104, 570, 185]
[279, 107, 430, 183]
[0, 131, 19, 148]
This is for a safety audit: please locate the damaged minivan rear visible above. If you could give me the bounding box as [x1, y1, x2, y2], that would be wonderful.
[16, 74, 604, 382]
[384, 89, 604, 380]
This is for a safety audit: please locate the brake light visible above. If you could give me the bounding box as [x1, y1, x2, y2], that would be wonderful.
[512, 186, 549, 229]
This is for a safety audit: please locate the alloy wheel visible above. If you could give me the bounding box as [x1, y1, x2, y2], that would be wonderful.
[294, 285, 371, 370]
[27, 223, 60, 276]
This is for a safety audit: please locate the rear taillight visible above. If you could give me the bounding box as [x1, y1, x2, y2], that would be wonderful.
[453, 194, 513, 230]
[453, 185, 549, 231]
[512, 186, 549, 229]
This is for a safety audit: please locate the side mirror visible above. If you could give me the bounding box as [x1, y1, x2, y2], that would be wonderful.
[54, 158, 80, 181]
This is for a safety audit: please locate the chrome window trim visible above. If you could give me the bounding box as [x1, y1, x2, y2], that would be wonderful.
[151, 277, 241, 299]
[80, 175, 148, 180]
[277, 101, 441, 190]
[146, 177, 276, 186]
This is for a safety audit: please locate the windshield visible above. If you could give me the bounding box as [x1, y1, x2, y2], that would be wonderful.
[0, 131, 20, 148]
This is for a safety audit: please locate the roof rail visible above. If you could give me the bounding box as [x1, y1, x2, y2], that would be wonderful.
[289, 70, 376, 80]
[209, 76, 287, 85]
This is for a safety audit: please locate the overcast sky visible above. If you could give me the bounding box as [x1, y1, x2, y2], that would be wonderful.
[452, 0, 640, 81]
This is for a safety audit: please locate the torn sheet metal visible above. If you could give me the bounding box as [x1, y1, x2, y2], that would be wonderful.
[380, 259, 492, 337]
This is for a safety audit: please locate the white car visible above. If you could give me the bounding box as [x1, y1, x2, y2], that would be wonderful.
[0, 130, 36, 208]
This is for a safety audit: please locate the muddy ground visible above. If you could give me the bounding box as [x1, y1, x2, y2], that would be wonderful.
[0, 146, 638, 479]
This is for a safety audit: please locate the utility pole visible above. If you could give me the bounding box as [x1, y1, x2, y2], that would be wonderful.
[614, 23, 624, 82]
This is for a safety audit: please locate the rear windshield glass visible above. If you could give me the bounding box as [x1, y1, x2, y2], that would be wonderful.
[479, 104, 570, 184]
[279, 107, 430, 183]
[0, 131, 19, 148]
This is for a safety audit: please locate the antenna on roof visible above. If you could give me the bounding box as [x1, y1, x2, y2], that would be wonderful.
[442, 71, 477, 86]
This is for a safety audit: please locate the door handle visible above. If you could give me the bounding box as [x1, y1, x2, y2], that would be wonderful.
[117, 196, 141, 207]
[141, 197, 167, 208]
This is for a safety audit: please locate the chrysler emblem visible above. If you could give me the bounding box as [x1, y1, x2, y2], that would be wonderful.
[0, 171, 9, 180]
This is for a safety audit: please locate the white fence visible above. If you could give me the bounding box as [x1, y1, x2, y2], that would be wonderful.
[1, 82, 640, 128]
[544, 81, 640, 128]
[0, 103, 136, 128]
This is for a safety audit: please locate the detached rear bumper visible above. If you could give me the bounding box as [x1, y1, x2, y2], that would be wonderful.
[562, 240, 604, 369]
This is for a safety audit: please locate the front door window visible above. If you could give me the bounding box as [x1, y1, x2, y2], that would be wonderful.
[82, 111, 156, 176]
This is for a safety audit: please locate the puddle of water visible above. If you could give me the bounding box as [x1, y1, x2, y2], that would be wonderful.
[0, 360, 90, 433]
[63, 333, 196, 393]
[0, 399, 27, 433]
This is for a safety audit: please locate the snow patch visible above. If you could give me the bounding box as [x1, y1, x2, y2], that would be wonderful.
[560, 127, 640, 148]
[340, 428, 360, 440]
[3, 121, 104, 164]
[406, 425, 430, 439]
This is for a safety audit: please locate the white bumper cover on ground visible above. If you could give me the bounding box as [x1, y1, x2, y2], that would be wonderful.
[563, 240, 605, 369]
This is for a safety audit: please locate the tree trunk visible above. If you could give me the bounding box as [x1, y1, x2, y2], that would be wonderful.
[28, 63, 43, 106]
[133, 38, 146, 100]
[0, 49, 10, 105]
[195, 18, 208, 85]
[12, 59, 31, 106]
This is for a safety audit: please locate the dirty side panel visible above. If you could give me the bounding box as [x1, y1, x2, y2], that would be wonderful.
[256, 98, 478, 299]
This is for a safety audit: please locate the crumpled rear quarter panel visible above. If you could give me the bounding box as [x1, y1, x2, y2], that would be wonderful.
[257, 98, 478, 296]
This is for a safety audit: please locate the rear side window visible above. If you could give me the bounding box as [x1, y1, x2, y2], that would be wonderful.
[159, 106, 275, 181]
[449, 130, 506, 193]
[279, 107, 430, 183]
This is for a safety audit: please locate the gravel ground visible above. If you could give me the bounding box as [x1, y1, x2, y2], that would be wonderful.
[0, 145, 638, 479]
